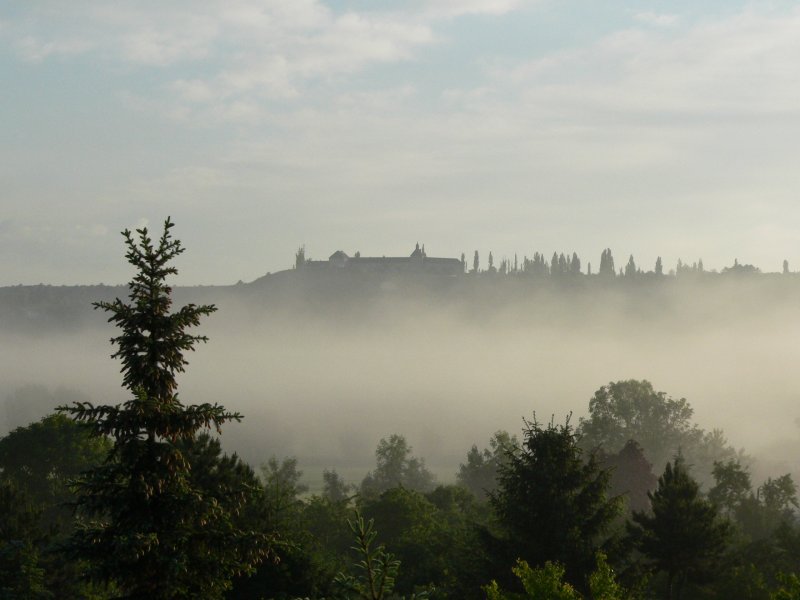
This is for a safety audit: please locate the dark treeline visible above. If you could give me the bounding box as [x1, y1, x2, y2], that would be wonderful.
[5, 380, 800, 599]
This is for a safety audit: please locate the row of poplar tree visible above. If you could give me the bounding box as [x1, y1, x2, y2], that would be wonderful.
[461, 249, 771, 277]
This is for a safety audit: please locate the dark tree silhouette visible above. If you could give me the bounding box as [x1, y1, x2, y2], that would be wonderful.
[600, 439, 657, 514]
[59, 218, 272, 598]
[627, 458, 730, 600]
[490, 416, 621, 590]
[599, 249, 616, 278]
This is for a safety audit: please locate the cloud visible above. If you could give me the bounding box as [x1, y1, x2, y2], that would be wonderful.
[422, 0, 527, 18]
[2, 2, 437, 92]
[494, 7, 800, 118]
[633, 12, 678, 27]
[119, 20, 217, 66]
[14, 35, 93, 62]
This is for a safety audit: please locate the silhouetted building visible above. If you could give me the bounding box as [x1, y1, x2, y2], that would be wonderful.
[302, 243, 463, 276]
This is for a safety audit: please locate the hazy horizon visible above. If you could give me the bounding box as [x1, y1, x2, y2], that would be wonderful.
[5, 2, 800, 286]
[4, 273, 800, 491]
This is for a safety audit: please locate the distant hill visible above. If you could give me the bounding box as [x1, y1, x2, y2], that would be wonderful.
[2, 266, 800, 335]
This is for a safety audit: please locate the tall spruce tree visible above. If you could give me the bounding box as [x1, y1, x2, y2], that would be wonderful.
[60, 219, 271, 599]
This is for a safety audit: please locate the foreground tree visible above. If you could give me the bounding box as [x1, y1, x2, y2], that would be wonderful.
[627, 458, 730, 600]
[489, 416, 621, 590]
[60, 219, 271, 598]
[485, 553, 627, 600]
[334, 510, 430, 600]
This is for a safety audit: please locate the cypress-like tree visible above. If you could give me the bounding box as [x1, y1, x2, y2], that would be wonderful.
[60, 219, 271, 598]
[599, 249, 616, 278]
[625, 255, 637, 277]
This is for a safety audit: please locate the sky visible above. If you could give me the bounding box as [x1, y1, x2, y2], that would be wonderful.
[3, 0, 800, 285]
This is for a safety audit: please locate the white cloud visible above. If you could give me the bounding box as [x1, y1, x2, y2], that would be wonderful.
[422, 0, 527, 18]
[14, 35, 93, 62]
[119, 20, 217, 66]
[1, 1, 447, 121]
[633, 12, 678, 27]
[494, 8, 800, 118]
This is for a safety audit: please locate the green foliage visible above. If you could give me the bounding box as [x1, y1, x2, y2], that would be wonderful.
[0, 479, 50, 599]
[485, 560, 581, 600]
[323, 469, 355, 503]
[457, 431, 519, 502]
[627, 458, 730, 600]
[515, 560, 580, 600]
[709, 459, 752, 518]
[712, 466, 798, 542]
[0, 413, 109, 533]
[361, 435, 435, 497]
[334, 510, 429, 600]
[485, 553, 627, 600]
[261, 456, 309, 528]
[360, 486, 463, 594]
[578, 381, 698, 471]
[0, 414, 114, 598]
[708, 564, 770, 600]
[490, 416, 621, 589]
[229, 458, 348, 599]
[578, 380, 738, 484]
[589, 553, 626, 600]
[761, 475, 798, 517]
[772, 573, 800, 600]
[58, 219, 271, 598]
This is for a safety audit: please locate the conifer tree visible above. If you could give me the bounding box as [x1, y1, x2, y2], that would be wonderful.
[571, 252, 581, 275]
[490, 417, 620, 589]
[60, 218, 271, 598]
[599, 249, 616, 278]
[627, 458, 730, 600]
[625, 255, 637, 277]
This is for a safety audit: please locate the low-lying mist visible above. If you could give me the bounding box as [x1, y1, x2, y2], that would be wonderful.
[3, 272, 800, 487]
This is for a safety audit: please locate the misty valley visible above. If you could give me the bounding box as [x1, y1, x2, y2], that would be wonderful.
[3, 234, 800, 599]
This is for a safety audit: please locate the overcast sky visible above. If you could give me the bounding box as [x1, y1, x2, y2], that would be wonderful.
[3, 0, 800, 285]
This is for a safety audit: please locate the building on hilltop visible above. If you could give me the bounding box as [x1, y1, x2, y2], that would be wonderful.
[301, 243, 463, 276]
